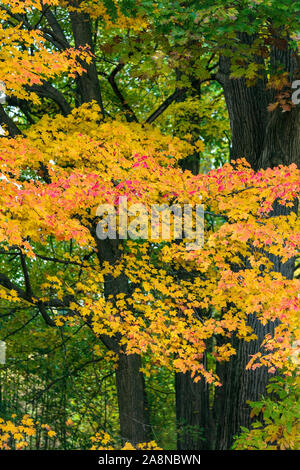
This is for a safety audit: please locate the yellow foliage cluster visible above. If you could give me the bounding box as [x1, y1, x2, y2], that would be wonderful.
[0, 101, 298, 384]
[0, 1, 92, 103]
[0, 415, 56, 450]
[90, 431, 161, 450]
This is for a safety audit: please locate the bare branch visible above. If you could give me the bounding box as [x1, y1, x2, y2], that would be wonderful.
[108, 63, 138, 123]
[145, 88, 187, 124]
[2, 312, 39, 341]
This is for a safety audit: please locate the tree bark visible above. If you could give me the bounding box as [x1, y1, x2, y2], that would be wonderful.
[116, 353, 151, 445]
[212, 39, 300, 449]
[175, 370, 211, 449]
[94, 233, 151, 444]
[69, 9, 105, 115]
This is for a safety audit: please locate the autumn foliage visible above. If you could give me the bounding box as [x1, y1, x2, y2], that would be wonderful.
[0, 101, 299, 382]
[0, 0, 299, 451]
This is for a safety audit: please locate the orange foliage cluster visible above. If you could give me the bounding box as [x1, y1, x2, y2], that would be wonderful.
[0, 0, 299, 388]
[0, 102, 299, 384]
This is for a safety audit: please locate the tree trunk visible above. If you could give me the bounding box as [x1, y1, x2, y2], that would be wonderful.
[175, 370, 211, 449]
[212, 40, 300, 449]
[94, 233, 151, 445]
[213, 319, 278, 449]
[217, 50, 269, 171]
[173, 77, 212, 450]
[69, 9, 105, 115]
[116, 353, 151, 445]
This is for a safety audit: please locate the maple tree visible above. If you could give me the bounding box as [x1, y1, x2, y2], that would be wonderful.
[0, 0, 299, 451]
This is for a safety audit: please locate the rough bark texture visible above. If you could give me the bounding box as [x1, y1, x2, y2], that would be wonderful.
[93, 231, 151, 444]
[175, 370, 211, 449]
[69, 9, 105, 115]
[116, 353, 151, 445]
[217, 52, 269, 171]
[259, 105, 300, 169]
[3, 7, 299, 449]
[213, 319, 278, 449]
[213, 200, 299, 450]
[212, 38, 300, 449]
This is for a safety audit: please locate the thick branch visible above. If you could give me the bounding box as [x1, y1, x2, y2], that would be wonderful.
[0, 272, 30, 302]
[20, 251, 33, 300]
[0, 272, 64, 326]
[29, 82, 71, 115]
[0, 104, 22, 137]
[145, 88, 187, 124]
[43, 8, 70, 50]
[37, 301, 56, 326]
[108, 63, 138, 123]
